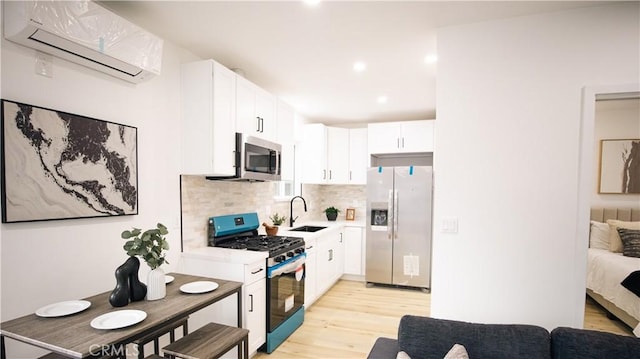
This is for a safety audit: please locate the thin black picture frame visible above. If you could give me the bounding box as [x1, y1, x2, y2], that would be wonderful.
[1, 99, 138, 223]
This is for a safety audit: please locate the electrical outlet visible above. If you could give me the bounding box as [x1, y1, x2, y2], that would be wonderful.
[35, 52, 53, 78]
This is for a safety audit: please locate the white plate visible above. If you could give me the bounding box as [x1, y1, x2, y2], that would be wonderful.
[180, 281, 219, 294]
[165, 275, 175, 284]
[90, 310, 147, 330]
[35, 300, 91, 318]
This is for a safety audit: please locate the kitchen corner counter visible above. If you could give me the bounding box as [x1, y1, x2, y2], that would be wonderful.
[182, 246, 268, 264]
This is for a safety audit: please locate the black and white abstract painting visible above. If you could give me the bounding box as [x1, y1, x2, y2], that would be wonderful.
[599, 139, 640, 194]
[1, 100, 138, 223]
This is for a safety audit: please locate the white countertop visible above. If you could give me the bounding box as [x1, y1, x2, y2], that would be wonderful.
[182, 246, 268, 264]
[181, 219, 366, 263]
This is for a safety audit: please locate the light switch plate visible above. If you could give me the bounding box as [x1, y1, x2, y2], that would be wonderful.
[441, 217, 459, 233]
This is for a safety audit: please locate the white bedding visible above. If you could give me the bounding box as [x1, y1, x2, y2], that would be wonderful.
[586, 248, 640, 335]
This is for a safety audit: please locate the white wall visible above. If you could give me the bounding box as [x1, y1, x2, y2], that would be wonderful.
[432, 3, 639, 330]
[0, 32, 198, 357]
[592, 98, 640, 207]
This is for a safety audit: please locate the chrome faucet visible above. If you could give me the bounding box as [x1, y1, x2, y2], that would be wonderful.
[289, 196, 307, 227]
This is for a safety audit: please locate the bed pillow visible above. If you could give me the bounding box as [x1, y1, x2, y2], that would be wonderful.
[617, 228, 640, 258]
[589, 221, 610, 249]
[607, 220, 640, 253]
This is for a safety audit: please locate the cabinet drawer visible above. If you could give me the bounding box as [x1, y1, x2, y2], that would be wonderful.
[245, 261, 266, 283]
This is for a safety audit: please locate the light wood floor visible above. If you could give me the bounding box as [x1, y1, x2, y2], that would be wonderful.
[255, 280, 633, 358]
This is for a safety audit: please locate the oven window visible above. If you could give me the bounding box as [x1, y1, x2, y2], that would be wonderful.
[268, 263, 305, 332]
[245, 143, 279, 175]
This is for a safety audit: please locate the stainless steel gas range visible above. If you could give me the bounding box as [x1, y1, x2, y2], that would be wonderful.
[208, 212, 305, 354]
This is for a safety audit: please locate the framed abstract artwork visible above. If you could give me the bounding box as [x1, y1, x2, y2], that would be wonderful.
[1, 99, 138, 223]
[598, 139, 640, 194]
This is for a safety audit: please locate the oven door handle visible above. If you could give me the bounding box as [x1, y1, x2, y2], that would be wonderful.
[269, 256, 305, 278]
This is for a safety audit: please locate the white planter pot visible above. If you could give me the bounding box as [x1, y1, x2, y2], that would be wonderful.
[146, 267, 166, 300]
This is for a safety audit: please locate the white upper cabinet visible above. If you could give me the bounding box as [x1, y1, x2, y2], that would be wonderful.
[348, 128, 367, 184]
[276, 99, 295, 145]
[326, 127, 349, 184]
[181, 59, 236, 175]
[301, 124, 351, 184]
[368, 120, 435, 155]
[301, 124, 328, 184]
[276, 100, 296, 182]
[236, 75, 276, 141]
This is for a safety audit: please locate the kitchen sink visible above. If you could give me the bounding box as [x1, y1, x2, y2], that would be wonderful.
[289, 225, 327, 233]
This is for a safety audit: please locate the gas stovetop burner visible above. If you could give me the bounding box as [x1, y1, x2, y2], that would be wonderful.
[207, 213, 305, 262]
[215, 234, 304, 253]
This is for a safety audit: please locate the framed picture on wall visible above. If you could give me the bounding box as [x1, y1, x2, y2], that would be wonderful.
[346, 208, 356, 221]
[598, 138, 640, 194]
[1, 99, 138, 223]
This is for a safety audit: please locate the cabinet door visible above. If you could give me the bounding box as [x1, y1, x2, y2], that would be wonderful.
[334, 231, 345, 280]
[181, 59, 236, 175]
[245, 279, 266, 354]
[316, 233, 335, 295]
[367, 122, 402, 155]
[276, 99, 295, 145]
[348, 128, 368, 184]
[326, 127, 349, 184]
[236, 76, 258, 136]
[254, 87, 276, 141]
[304, 239, 317, 307]
[401, 120, 434, 152]
[343, 227, 363, 275]
[301, 124, 327, 184]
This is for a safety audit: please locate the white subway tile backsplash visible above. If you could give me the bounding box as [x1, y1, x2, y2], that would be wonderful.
[180, 175, 366, 251]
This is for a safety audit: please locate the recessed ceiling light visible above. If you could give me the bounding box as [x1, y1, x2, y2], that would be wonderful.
[377, 96, 388, 104]
[353, 61, 367, 72]
[424, 54, 438, 64]
[303, 0, 321, 6]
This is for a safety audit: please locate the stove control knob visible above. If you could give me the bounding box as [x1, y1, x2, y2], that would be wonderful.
[275, 255, 286, 263]
[295, 248, 304, 254]
[287, 251, 294, 257]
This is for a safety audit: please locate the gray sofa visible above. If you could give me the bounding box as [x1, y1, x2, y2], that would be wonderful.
[367, 315, 640, 359]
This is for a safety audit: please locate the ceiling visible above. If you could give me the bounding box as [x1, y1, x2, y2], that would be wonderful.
[102, 1, 612, 126]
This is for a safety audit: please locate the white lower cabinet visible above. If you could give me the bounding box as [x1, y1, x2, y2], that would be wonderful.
[343, 226, 365, 276]
[305, 227, 345, 307]
[179, 253, 267, 357]
[303, 237, 318, 307]
[245, 277, 266, 353]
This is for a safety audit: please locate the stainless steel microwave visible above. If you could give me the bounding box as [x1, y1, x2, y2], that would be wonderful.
[208, 133, 281, 181]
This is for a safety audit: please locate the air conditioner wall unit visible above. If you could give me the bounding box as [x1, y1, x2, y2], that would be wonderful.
[3, 0, 163, 83]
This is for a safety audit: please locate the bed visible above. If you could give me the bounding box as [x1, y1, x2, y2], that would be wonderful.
[587, 208, 640, 337]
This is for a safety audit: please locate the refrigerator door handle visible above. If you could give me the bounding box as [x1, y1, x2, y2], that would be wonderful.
[388, 189, 394, 240]
[393, 189, 399, 238]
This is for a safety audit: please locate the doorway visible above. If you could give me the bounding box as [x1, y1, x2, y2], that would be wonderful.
[577, 84, 640, 332]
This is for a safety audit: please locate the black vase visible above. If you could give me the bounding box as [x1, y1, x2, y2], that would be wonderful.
[326, 212, 338, 221]
[109, 256, 147, 307]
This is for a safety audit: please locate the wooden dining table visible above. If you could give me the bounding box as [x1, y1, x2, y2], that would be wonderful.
[0, 273, 243, 358]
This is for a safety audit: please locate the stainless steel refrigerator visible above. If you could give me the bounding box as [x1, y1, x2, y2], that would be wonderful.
[366, 166, 432, 289]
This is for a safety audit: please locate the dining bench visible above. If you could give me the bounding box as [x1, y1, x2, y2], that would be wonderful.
[162, 322, 249, 359]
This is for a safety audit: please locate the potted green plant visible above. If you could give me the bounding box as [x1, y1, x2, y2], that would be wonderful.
[263, 213, 286, 236]
[323, 206, 340, 221]
[121, 223, 169, 300]
[269, 213, 286, 226]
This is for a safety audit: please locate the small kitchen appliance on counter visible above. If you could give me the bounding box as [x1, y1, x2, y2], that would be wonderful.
[208, 212, 306, 353]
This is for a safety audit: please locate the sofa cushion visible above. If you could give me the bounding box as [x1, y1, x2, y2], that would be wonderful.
[397, 316, 551, 359]
[550, 327, 640, 359]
